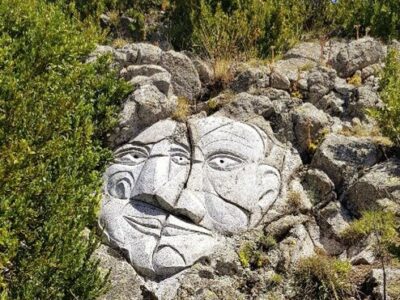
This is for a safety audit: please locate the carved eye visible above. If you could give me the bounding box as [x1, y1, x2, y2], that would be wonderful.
[171, 152, 190, 165]
[114, 148, 148, 165]
[207, 154, 244, 171]
[107, 171, 134, 199]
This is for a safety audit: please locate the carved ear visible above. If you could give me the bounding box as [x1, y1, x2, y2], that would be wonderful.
[256, 165, 281, 212]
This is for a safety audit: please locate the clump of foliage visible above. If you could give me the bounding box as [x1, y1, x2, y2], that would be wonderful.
[292, 254, 353, 300]
[370, 49, 400, 146]
[341, 211, 397, 245]
[331, 0, 400, 41]
[0, 0, 130, 298]
[341, 210, 400, 299]
[238, 234, 277, 269]
[172, 97, 191, 122]
[191, 0, 267, 60]
[169, 0, 307, 59]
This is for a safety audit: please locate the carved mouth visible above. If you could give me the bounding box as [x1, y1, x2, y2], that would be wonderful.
[123, 215, 163, 237]
[123, 199, 212, 237]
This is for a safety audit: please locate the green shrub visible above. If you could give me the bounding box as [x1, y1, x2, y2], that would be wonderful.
[292, 254, 353, 300]
[191, 0, 266, 60]
[340, 210, 400, 263]
[330, 0, 400, 41]
[169, 0, 307, 59]
[0, 0, 130, 298]
[370, 49, 400, 146]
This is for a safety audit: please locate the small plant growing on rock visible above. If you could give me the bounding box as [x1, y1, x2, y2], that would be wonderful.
[172, 97, 191, 122]
[287, 190, 303, 212]
[292, 254, 353, 300]
[347, 72, 362, 86]
[341, 210, 400, 300]
[238, 235, 277, 269]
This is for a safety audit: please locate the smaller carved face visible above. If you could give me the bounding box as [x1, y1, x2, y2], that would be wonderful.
[175, 117, 281, 233]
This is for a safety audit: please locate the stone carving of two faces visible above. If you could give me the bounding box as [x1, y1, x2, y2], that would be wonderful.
[99, 117, 281, 278]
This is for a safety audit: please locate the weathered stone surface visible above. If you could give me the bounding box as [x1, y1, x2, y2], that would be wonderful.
[318, 91, 345, 116]
[284, 42, 321, 62]
[311, 134, 382, 189]
[302, 168, 336, 206]
[217, 92, 273, 119]
[160, 50, 201, 101]
[108, 85, 176, 147]
[121, 65, 172, 96]
[366, 268, 400, 299]
[307, 66, 337, 103]
[123, 43, 163, 65]
[264, 215, 310, 238]
[274, 58, 316, 82]
[334, 77, 356, 96]
[332, 38, 385, 77]
[257, 88, 291, 101]
[346, 158, 400, 216]
[230, 66, 270, 92]
[192, 57, 214, 85]
[270, 70, 291, 90]
[293, 103, 330, 157]
[279, 224, 315, 270]
[348, 86, 383, 119]
[95, 244, 143, 300]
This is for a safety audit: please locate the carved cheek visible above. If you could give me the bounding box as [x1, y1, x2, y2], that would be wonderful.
[206, 163, 259, 211]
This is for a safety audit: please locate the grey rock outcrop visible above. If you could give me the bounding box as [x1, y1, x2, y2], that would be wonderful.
[307, 66, 337, 103]
[311, 134, 382, 189]
[346, 158, 400, 216]
[348, 86, 383, 119]
[293, 103, 330, 156]
[160, 50, 201, 101]
[332, 38, 385, 77]
[121, 65, 172, 96]
[230, 66, 270, 93]
[108, 85, 177, 147]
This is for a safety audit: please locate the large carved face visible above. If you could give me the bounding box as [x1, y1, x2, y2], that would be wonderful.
[99, 117, 281, 278]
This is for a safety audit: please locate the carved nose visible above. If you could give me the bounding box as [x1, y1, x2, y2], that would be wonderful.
[131, 156, 170, 203]
[174, 189, 206, 224]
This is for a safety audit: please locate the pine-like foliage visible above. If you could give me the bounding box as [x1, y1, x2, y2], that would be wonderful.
[0, 0, 130, 298]
[370, 49, 400, 146]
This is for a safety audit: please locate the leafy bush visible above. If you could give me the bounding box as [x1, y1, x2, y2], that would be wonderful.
[169, 0, 307, 59]
[331, 0, 400, 41]
[292, 254, 353, 300]
[341, 210, 400, 263]
[191, 0, 266, 60]
[370, 49, 400, 146]
[0, 0, 130, 298]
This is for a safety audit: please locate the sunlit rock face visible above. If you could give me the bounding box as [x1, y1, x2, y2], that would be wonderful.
[99, 117, 282, 278]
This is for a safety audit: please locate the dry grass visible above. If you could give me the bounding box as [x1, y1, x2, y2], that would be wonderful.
[172, 97, 191, 122]
[347, 73, 362, 86]
[112, 38, 128, 49]
[340, 124, 393, 146]
[287, 190, 303, 211]
[213, 59, 234, 86]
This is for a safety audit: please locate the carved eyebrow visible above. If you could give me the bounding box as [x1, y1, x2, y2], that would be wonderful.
[170, 141, 190, 152]
[201, 139, 255, 150]
[114, 143, 151, 156]
[205, 150, 248, 162]
[170, 146, 190, 155]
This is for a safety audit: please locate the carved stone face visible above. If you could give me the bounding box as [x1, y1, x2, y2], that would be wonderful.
[99, 117, 281, 278]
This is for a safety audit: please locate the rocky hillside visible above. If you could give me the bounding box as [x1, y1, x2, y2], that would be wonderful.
[91, 37, 400, 300]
